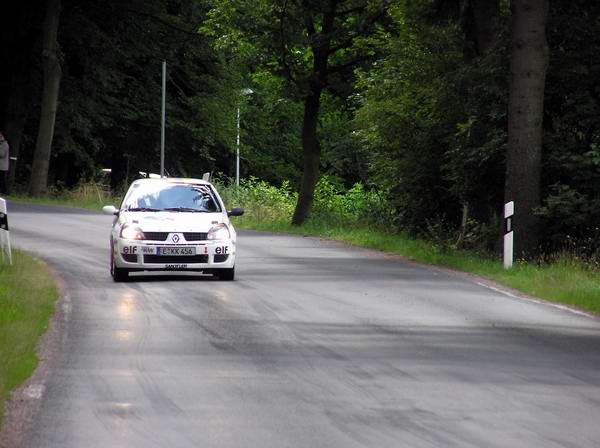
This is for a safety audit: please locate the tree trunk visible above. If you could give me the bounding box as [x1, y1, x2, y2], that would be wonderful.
[505, 0, 549, 257]
[110, 135, 129, 192]
[465, 0, 500, 56]
[455, 202, 469, 248]
[291, 3, 336, 226]
[5, 116, 25, 191]
[29, 0, 62, 197]
[5, 70, 34, 191]
[292, 84, 323, 225]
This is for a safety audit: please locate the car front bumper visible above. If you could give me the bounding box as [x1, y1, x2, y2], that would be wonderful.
[113, 239, 236, 270]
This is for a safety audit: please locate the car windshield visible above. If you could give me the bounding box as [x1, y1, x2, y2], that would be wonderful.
[122, 183, 222, 213]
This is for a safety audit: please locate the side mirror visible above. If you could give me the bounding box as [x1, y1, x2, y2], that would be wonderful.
[227, 207, 244, 217]
[102, 205, 119, 216]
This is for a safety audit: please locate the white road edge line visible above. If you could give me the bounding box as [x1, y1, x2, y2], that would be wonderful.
[23, 384, 45, 400]
[476, 282, 597, 320]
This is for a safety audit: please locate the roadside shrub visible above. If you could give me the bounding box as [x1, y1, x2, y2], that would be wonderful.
[311, 177, 395, 229]
[217, 176, 395, 230]
[216, 177, 296, 224]
[71, 181, 110, 203]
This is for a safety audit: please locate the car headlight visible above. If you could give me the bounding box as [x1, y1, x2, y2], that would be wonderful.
[207, 223, 230, 240]
[120, 225, 145, 240]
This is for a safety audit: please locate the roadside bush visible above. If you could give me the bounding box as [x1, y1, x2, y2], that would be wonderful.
[311, 177, 395, 229]
[216, 177, 296, 224]
[218, 176, 395, 230]
[71, 181, 111, 204]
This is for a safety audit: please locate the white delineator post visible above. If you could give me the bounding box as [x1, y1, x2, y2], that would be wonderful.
[504, 201, 514, 269]
[0, 198, 12, 265]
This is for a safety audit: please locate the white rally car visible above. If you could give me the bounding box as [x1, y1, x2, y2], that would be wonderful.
[102, 178, 243, 282]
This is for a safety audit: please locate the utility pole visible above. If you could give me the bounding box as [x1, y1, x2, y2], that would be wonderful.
[236, 105, 241, 186]
[236, 88, 253, 187]
[161, 60, 166, 178]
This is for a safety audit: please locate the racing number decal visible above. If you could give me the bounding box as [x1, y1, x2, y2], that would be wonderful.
[215, 246, 229, 255]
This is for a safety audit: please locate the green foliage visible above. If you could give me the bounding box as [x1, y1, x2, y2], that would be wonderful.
[238, 71, 304, 185]
[201, 0, 393, 202]
[12, 0, 239, 189]
[217, 177, 297, 225]
[311, 177, 394, 229]
[217, 176, 394, 231]
[534, 1, 600, 254]
[355, 2, 508, 239]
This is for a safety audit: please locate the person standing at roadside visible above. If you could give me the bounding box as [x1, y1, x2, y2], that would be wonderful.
[0, 132, 9, 195]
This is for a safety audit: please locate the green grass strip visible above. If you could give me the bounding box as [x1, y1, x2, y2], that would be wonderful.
[0, 250, 58, 423]
[7, 194, 109, 212]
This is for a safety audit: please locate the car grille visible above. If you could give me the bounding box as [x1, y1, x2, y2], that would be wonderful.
[143, 232, 169, 241]
[143, 255, 209, 264]
[141, 232, 208, 241]
[122, 254, 138, 263]
[183, 232, 208, 241]
[213, 254, 229, 263]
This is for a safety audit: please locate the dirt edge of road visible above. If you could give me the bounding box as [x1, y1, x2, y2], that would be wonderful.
[0, 265, 69, 448]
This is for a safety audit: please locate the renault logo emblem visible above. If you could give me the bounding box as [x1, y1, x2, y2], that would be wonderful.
[172, 234, 180, 243]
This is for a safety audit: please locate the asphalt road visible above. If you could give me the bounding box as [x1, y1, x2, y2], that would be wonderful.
[7, 202, 600, 448]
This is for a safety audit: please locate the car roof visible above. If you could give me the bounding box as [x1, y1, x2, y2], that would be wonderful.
[131, 177, 212, 186]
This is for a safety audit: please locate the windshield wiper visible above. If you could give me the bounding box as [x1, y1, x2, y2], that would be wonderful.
[162, 207, 209, 213]
[126, 207, 162, 212]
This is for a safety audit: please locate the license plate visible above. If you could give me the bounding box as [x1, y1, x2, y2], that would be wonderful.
[157, 247, 196, 256]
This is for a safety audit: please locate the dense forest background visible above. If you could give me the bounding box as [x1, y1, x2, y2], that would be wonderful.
[1, 0, 599, 258]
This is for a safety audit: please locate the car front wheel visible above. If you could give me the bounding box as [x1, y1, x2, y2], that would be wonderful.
[111, 252, 130, 282]
[216, 267, 235, 281]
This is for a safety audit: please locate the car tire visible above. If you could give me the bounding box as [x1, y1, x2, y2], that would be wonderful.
[111, 253, 129, 282]
[216, 267, 235, 281]
[113, 266, 130, 282]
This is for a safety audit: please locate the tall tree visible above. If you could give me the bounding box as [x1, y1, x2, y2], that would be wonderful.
[290, 1, 390, 225]
[203, 0, 390, 225]
[505, 0, 549, 256]
[0, 0, 41, 192]
[433, 0, 500, 58]
[29, 0, 62, 196]
[463, 0, 500, 57]
[291, 1, 336, 225]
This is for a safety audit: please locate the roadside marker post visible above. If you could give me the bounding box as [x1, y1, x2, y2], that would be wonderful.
[0, 197, 12, 265]
[503, 201, 514, 269]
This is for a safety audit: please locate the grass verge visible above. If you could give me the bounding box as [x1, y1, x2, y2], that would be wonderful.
[0, 250, 58, 423]
[235, 216, 600, 315]
[6, 193, 109, 212]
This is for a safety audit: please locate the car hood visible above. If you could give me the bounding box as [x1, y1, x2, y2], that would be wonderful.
[120, 211, 225, 232]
